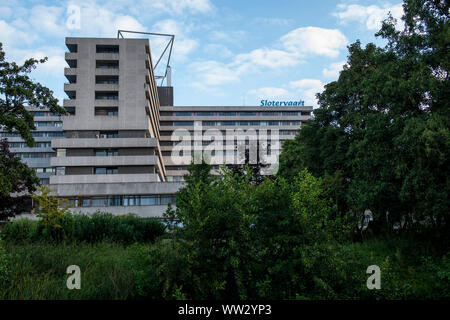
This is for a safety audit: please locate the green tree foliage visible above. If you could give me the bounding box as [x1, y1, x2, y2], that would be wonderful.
[0, 42, 66, 146]
[0, 139, 38, 220]
[278, 0, 449, 231]
[0, 42, 66, 219]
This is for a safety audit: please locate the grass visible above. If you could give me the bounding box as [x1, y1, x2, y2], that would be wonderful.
[0, 241, 145, 300]
[0, 235, 448, 299]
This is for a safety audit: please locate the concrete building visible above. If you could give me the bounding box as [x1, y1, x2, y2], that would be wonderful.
[0, 108, 64, 185]
[49, 36, 312, 217]
[159, 105, 312, 181]
[50, 37, 182, 216]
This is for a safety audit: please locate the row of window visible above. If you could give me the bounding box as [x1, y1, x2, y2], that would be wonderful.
[67, 194, 175, 208]
[0, 132, 64, 138]
[162, 111, 310, 117]
[168, 121, 301, 127]
[160, 141, 275, 147]
[8, 142, 52, 148]
[29, 111, 59, 117]
[35, 121, 63, 127]
[35, 167, 56, 173]
[16, 152, 55, 159]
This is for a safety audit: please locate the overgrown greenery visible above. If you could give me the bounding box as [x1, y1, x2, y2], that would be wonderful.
[1, 213, 165, 245]
[0, 0, 448, 300]
[0, 42, 66, 219]
[279, 0, 449, 231]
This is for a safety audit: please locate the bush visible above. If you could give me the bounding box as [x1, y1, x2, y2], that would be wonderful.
[0, 219, 39, 243]
[0, 212, 165, 244]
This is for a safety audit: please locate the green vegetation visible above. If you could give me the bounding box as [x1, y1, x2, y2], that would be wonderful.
[0, 0, 448, 300]
[1, 213, 165, 245]
[0, 42, 66, 220]
[279, 0, 449, 230]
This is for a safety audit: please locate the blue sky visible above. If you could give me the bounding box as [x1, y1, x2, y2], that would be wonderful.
[0, 0, 404, 107]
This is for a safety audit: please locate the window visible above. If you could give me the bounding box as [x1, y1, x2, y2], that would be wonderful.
[66, 59, 77, 68]
[94, 167, 118, 174]
[56, 149, 66, 157]
[35, 121, 62, 127]
[66, 75, 76, 84]
[97, 131, 118, 138]
[95, 149, 118, 156]
[65, 107, 76, 115]
[196, 111, 215, 116]
[91, 197, 108, 207]
[175, 112, 192, 116]
[239, 111, 257, 116]
[96, 60, 119, 69]
[96, 75, 119, 84]
[95, 107, 118, 116]
[160, 195, 174, 205]
[203, 121, 216, 126]
[140, 196, 157, 206]
[39, 178, 50, 185]
[95, 91, 118, 100]
[282, 111, 299, 116]
[66, 91, 76, 99]
[219, 112, 236, 116]
[173, 121, 194, 126]
[67, 44, 77, 53]
[96, 45, 119, 53]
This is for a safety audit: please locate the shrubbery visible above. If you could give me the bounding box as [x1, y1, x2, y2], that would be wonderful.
[1, 212, 165, 244]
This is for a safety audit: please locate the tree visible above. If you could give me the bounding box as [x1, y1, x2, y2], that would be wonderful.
[0, 42, 66, 219]
[32, 186, 72, 241]
[278, 0, 449, 231]
[0, 139, 38, 220]
[0, 42, 66, 146]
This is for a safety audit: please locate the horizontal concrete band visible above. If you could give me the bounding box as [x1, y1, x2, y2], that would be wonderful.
[51, 137, 158, 148]
[50, 181, 184, 197]
[160, 106, 313, 112]
[51, 155, 158, 167]
[50, 173, 159, 184]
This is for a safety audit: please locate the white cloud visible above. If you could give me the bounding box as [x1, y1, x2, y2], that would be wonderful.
[233, 47, 300, 73]
[280, 27, 348, 58]
[209, 30, 246, 44]
[248, 87, 291, 99]
[289, 79, 325, 107]
[144, 0, 213, 15]
[68, 2, 146, 37]
[0, 20, 34, 47]
[333, 3, 404, 31]
[29, 5, 65, 37]
[253, 17, 293, 26]
[190, 61, 239, 85]
[323, 60, 346, 78]
[204, 44, 233, 58]
[152, 19, 198, 62]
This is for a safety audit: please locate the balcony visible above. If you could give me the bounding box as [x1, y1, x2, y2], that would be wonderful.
[51, 155, 158, 167]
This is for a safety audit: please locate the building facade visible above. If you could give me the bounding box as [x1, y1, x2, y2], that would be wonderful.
[48, 36, 313, 217]
[49, 37, 181, 217]
[0, 108, 64, 185]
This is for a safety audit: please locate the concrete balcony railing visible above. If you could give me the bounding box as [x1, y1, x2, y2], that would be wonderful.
[95, 68, 119, 76]
[51, 155, 158, 167]
[95, 53, 119, 60]
[63, 99, 76, 107]
[64, 83, 77, 91]
[51, 137, 158, 149]
[94, 83, 119, 91]
[65, 52, 77, 60]
[64, 67, 77, 76]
